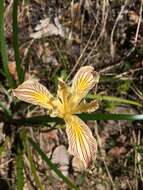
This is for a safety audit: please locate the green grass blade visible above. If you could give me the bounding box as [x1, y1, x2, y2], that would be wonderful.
[26, 138, 45, 190]
[0, 137, 9, 156]
[15, 132, 24, 190]
[0, 101, 12, 118]
[16, 151, 24, 190]
[0, 0, 15, 88]
[0, 142, 6, 156]
[12, 0, 24, 83]
[87, 94, 142, 107]
[12, 115, 63, 126]
[15, 129, 27, 190]
[11, 113, 143, 127]
[29, 137, 79, 190]
[79, 113, 143, 121]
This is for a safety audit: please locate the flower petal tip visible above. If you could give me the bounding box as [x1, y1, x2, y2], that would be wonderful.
[66, 115, 97, 169]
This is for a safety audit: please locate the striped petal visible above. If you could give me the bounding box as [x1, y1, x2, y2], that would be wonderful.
[57, 78, 71, 106]
[65, 115, 97, 168]
[73, 100, 99, 114]
[53, 78, 72, 116]
[71, 66, 99, 105]
[12, 80, 55, 110]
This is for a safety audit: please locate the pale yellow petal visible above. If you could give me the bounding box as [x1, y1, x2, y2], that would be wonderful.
[65, 115, 97, 168]
[71, 66, 99, 105]
[73, 100, 99, 114]
[12, 80, 55, 110]
[56, 78, 72, 115]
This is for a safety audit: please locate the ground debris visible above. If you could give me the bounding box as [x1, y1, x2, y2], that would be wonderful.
[30, 17, 65, 39]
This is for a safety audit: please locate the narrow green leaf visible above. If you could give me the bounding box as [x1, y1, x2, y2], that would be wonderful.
[0, 137, 9, 156]
[0, 0, 15, 88]
[26, 138, 44, 190]
[0, 142, 6, 156]
[79, 113, 143, 121]
[87, 94, 142, 107]
[15, 133, 24, 190]
[15, 129, 26, 190]
[12, 115, 63, 126]
[16, 151, 24, 190]
[11, 113, 143, 127]
[0, 101, 12, 118]
[29, 138, 79, 190]
[12, 0, 24, 83]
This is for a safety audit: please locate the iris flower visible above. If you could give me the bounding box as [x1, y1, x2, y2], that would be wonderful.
[13, 66, 99, 168]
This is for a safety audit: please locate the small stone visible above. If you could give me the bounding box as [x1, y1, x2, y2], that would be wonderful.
[72, 157, 85, 172]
